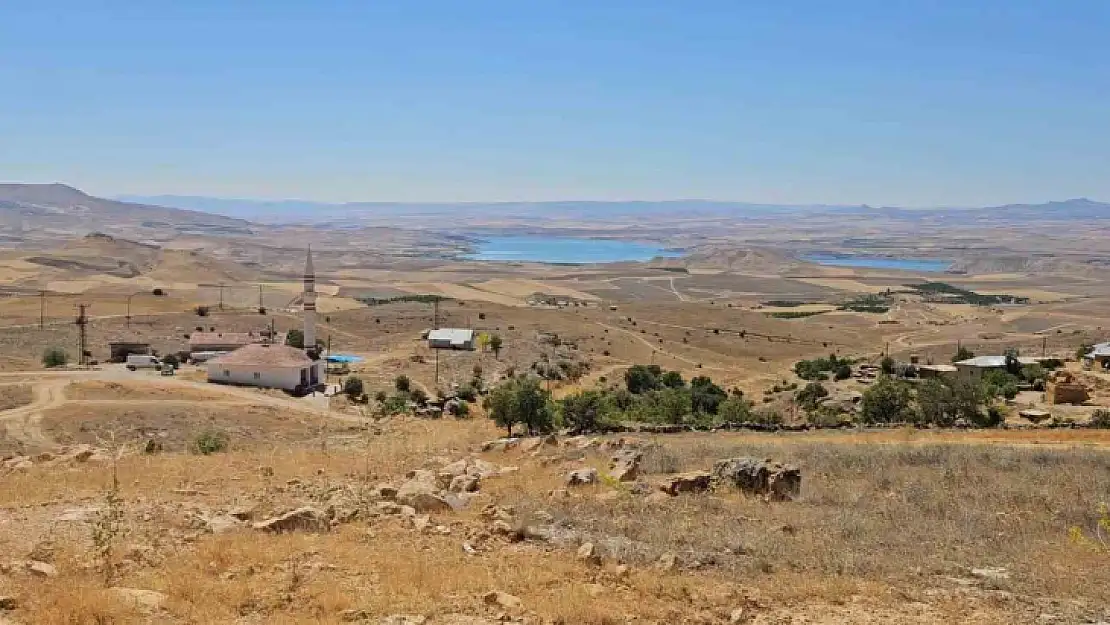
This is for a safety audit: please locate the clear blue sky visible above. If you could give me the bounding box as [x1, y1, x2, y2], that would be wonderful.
[1, 1, 1107, 206]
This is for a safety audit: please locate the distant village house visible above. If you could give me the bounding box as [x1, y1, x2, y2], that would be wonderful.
[188, 330, 283, 355]
[954, 355, 1041, 382]
[206, 344, 323, 393]
[427, 328, 476, 350]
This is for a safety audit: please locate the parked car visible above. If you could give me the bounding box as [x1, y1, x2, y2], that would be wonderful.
[126, 354, 161, 371]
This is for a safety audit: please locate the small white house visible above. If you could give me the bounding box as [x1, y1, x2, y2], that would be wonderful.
[207, 344, 324, 393]
[427, 328, 476, 350]
[954, 355, 1040, 382]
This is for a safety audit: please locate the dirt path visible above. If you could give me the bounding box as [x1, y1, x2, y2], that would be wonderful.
[594, 321, 734, 373]
[0, 379, 68, 448]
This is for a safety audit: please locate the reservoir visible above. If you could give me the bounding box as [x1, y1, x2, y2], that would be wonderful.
[801, 253, 952, 272]
[467, 236, 680, 264]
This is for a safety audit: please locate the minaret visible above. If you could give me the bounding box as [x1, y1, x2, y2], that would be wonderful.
[303, 246, 316, 351]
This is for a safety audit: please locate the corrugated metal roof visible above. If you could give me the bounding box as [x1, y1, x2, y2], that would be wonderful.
[955, 356, 1040, 368]
[1087, 342, 1110, 357]
[208, 344, 314, 367]
[428, 328, 475, 344]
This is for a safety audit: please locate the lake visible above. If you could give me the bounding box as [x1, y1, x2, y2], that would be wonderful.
[467, 236, 680, 264]
[801, 253, 952, 272]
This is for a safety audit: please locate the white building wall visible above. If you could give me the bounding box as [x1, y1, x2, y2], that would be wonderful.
[207, 363, 308, 391]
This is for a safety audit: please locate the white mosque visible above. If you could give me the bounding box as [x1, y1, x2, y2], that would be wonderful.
[206, 248, 325, 393]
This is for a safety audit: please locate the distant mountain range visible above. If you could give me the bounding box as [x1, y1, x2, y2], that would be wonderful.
[117, 193, 1110, 225]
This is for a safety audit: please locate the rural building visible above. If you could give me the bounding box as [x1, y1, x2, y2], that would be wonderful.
[1083, 342, 1110, 369]
[1045, 371, 1090, 405]
[206, 344, 323, 393]
[108, 341, 151, 363]
[954, 355, 1041, 382]
[188, 331, 282, 354]
[427, 328, 476, 350]
[917, 364, 958, 380]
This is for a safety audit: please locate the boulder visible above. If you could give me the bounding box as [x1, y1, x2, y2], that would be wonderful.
[397, 472, 445, 509]
[378, 616, 427, 625]
[27, 561, 57, 578]
[658, 471, 713, 496]
[482, 591, 522, 610]
[408, 493, 452, 513]
[608, 449, 643, 482]
[480, 438, 520, 453]
[519, 435, 558, 454]
[374, 484, 399, 501]
[565, 468, 599, 487]
[576, 542, 601, 566]
[655, 552, 677, 572]
[0, 596, 15, 611]
[467, 459, 502, 478]
[201, 513, 244, 535]
[109, 588, 167, 614]
[252, 507, 330, 533]
[440, 459, 470, 477]
[712, 457, 801, 501]
[449, 474, 480, 494]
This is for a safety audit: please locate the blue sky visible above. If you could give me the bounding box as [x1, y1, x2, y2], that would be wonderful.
[1, 1, 1107, 205]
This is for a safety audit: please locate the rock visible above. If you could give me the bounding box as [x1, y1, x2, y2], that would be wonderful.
[655, 553, 677, 572]
[0, 596, 15, 610]
[520, 435, 558, 454]
[55, 505, 100, 522]
[584, 583, 606, 597]
[70, 446, 94, 463]
[712, 457, 801, 501]
[549, 488, 571, 500]
[376, 501, 404, 515]
[228, 505, 256, 521]
[408, 493, 452, 513]
[202, 514, 244, 535]
[595, 490, 622, 503]
[480, 438, 520, 453]
[612, 564, 631, 579]
[339, 609, 370, 621]
[35, 452, 55, 462]
[608, 449, 643, 482]
[729, 607, 747, 624]
[374, 484, 399, 501]
[489, 520, 516, 538]
[110, 588, 167, 614]
[970, 567, 1010, 583]
[439, 617, 499, 625]
[658, 471, 713, 496]
[410, 515, 431, 532]
[449, 474, 480, 493]
[644, 492, 672, 505]
[142, 438, 163, 454]
[482, 591, 522, 610]
[252, 507, 330, 533]
[378, 616, 427, 625]
[565, 468, 599, 487]
[440, 459, 470, 477]
[577, 542, 601, 566]
[8, 459, 32, 471]
[467, 458, 501, 478]
[27, 561, 57, 578]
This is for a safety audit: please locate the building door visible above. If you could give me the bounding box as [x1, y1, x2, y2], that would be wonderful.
[309, 364, 319, 385]
[300, 368, 308, 386]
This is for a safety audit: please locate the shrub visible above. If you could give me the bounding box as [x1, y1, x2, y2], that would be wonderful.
[457, 385, 478, 402]
[161, 353, 179, 368]
[151, 288, 165, 296]
[451, 401, 471, 418]
[834, 363, 852, 381]
[796, 382, 829, 410]
[193, 430, 229, 455]
[1092, 410, 1110, 429]
[258, 307, 267, 315]
[559, 389, 608, 434]
[489, 333, 503, 358]
[625, 364, 662, 394]
[343, 376, 365, 400]
[717, 396, 754, 423]
[952, 346, 975, 363]
[394, 375, 412, 393]
[880, 356, 895, 375]
[860, 376, 915, 424]
[42, 347, 68, 368]
[410, 387, 429, 406]
[374, 391, 388, 403]
[485, 376, 554, 436]
[195, 305, 210, 317]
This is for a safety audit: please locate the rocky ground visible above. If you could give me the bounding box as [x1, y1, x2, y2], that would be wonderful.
[2, 414, 1110, 624]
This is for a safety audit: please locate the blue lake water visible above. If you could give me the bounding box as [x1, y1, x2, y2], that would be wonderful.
[801, 253, 952, 272]
[467, 236, 680, 264]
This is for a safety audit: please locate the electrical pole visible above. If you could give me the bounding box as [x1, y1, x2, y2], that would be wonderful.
[258, 284, 264, 310]
[433, 299, 439, 330]
[218, 283, 225, 311]
[39, 289, 45, 329]
[1042, 336, 1048, 358]
[76, 304, 88, 368]
[435, 347, 440, 386]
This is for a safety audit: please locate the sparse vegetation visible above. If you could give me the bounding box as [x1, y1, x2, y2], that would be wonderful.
[794, 353, 854, 381]
[42, 346, 68, 368]
[195, 305, 210, 317]
[906, 281, 1029, 305]
[357, 294, 450, 305]
[343, 376, 365, 400]
[484, 375, 554, 436]
[838, 294, 891, 313]
[193, 429, 229, 455]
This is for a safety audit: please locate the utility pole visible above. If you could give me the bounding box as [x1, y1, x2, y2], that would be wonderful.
[258, 284, 264, 310]
[434, 348, 440, 386]
[126, 293, 137, 329]
[218, 283, 225, 311]
[76, 304, 88, 368]
[433, 299, 439, 330]
[1042, 336, 1048, 358]
[39, 289, 46, 329]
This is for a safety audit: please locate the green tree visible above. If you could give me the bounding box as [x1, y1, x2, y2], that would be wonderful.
[1004, 348, 1023, 376]
[1076, 344, 1094, 361]
[834, 363, 852, 381]
[394, 375, 412, 393]
[1021, 363, 1047, 384]
[796, 382, 829, 411]
[625, 364, 662, 394]
[917, 378, 957, 426]
[484, 376, 554, 436]
[717, 396, 754, 424]
[690, 375, 727, 414]
[880, 356, 896, 375]
[286, 329, 304, 349]
[559, 389, 607, 433]
[410, 387, 429, 406]
[860, 376, 914, 424]
[343, 376, 365, 400]
[654, 387, 693, 424]
[42, 347, 68, 368]
[489, 333, 503, 358]
[982, 369, 1019, 400]
[952, 346, 975, 363]
[660, 370, 685, 389]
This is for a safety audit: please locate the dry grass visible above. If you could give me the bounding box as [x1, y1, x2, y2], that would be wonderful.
[0, 383, 33, 411]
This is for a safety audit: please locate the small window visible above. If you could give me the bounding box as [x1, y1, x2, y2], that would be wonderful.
[253, 372, 261, 380]
[223, 369, 230, 377]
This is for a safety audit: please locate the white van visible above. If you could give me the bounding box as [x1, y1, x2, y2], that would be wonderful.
[126, 354, 161, 371]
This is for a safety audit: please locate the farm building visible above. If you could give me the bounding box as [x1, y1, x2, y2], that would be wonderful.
[917, 364, 958, 380]
[1083, 343, 1110, 369]
[206, 344, 323, 393]
[188, 331, 283, 355]
[954, 355, 1041, 382]
[427, 328, 476, 350]
[108, 341, 152, 363]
